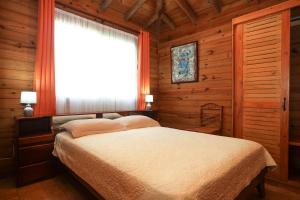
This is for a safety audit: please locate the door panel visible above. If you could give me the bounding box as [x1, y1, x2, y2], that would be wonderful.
[234, 11, 290, 180]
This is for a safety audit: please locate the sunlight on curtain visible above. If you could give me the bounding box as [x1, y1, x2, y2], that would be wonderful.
[55, 9, 138, 114]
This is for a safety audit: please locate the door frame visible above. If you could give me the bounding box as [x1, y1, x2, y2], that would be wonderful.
[232, 0, 300, 25]
[232, 0, 300, 181]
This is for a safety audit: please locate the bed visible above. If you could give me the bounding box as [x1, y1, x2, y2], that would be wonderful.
[53, 116, 276, 200]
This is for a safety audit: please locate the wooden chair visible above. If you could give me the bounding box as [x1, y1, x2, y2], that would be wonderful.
[187, 103, 223, 135]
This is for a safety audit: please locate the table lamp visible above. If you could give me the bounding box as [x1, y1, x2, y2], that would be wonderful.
[145, 94, 153, 110]
[20, 91, 37, 117]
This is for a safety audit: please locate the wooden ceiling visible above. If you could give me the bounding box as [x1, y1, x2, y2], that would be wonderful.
[92, 0, 255, 32]
[56, 0, 261, 33]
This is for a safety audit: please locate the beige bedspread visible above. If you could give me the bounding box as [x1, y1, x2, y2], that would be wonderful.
[53, 127, 276, 200]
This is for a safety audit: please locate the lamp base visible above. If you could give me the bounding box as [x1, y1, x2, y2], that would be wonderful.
[145, 102, 152, 111]
[24, 104, 33, 117]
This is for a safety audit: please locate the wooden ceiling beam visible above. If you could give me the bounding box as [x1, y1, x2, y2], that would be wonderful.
[146, 15, 160, 28]
[155, 18, 162, 33]
[146, 0, 163, 28]
[161, 13, 175, 30]
[174, 0, 197, 24]
[245, 0, 260, 3]
[100, 0, 112, 11]
[125, 0, 148, 21]
[209, 0, 222, 13]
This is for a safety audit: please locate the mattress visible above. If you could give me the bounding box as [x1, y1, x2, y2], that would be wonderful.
[53, 127, 276, 200]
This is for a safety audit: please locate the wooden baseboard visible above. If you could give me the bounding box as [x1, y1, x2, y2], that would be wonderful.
[266, 177, 300, 190]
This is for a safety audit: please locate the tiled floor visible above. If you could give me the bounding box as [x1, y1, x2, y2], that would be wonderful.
[1, 174, 300, 200]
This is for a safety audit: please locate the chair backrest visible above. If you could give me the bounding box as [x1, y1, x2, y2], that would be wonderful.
[200, 103, 223, 129]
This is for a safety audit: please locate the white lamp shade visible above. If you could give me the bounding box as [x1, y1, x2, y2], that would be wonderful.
[145, 95, 153, 103]
[20, 91, 37, 104]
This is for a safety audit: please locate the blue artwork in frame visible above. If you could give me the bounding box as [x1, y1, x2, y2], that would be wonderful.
[171, 42, 198, 84]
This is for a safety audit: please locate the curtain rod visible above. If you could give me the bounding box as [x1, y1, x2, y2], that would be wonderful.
[55, 2, 140, 36]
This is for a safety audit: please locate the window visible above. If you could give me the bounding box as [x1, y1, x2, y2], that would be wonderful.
[54, 9, 138, 114]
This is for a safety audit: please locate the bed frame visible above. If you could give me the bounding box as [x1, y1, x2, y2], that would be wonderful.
[52, 112, 267, 199]
[55, 159, 267, 200]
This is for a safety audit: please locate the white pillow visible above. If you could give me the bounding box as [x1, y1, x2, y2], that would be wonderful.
[115, 115, 160, 130]
[60, 118, 126, 138]
[53, 114, 96, 125]
[103, 113, 122, 119]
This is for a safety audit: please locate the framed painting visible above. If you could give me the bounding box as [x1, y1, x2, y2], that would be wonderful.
[170, 42, 198, 84]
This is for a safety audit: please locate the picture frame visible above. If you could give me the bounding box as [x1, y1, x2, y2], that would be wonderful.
[170, 41, 198, 84]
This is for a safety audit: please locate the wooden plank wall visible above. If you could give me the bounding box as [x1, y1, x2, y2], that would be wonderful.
[0, 0, 158, 176]
[157, 0, 288, 136]
[0, 0, 37, 176]
[150, 37, 159, 110]
[158, 23, 233, 135]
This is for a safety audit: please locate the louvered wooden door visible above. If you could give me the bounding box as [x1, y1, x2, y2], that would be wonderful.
[233, 11, 290, 180]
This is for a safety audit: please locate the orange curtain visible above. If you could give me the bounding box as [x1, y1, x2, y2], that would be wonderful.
[137, 30, 150, 110]
[34, 0, 56, 116]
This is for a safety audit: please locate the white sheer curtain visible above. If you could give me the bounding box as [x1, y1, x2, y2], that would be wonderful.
[54, 9, 138, 114]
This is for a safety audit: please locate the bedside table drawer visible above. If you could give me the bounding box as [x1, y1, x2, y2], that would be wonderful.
[18, 143, 54, 166]
[18, 134, 54, 147]
[17, 160, 54, 186]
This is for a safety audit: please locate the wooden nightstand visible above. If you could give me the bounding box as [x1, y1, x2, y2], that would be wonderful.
[16, 116, 55, 186]
[128, 110, 158, 120]
[140, 110, 158, 120]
